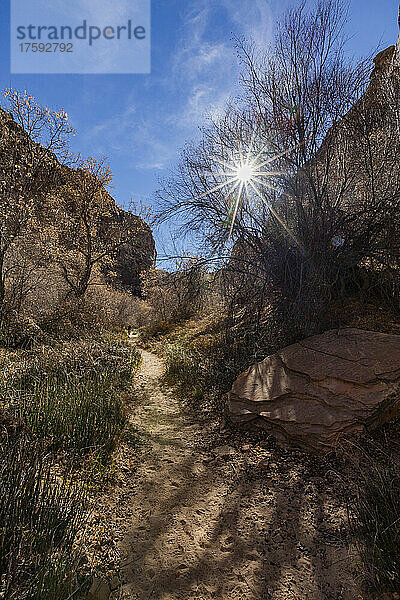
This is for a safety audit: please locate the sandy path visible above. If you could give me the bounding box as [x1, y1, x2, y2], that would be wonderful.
[115, 349, 360, 600]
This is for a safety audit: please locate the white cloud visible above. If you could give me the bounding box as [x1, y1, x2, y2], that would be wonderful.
[86, 102, 137, 152]
[131, 122, 177, 170]
[83, 0, 274, 170]
[221, 0, 274, 46]
[85, 102, 176, 171]
[171, 0, 273, 131]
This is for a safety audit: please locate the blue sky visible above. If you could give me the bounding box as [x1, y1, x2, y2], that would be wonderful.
[0, 0, 399, 258]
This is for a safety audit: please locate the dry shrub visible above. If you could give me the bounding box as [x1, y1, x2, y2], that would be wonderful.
[219, 235, 400, 364]
[143, 263, 210, 325]
[8, 282, 151, 342]
[0, 311, 48, 349]
[0, 335, 140, 391]
[83, 285, 151, 329]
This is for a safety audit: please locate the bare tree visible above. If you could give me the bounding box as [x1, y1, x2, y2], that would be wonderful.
[51, 156, 140, 299]
[157, 0, 400, 351]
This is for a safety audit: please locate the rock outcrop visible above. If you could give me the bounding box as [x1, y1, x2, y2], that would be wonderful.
[0, 106, 155, 297]
[101, 210, 156, 297]
[227, 329, 400, 452]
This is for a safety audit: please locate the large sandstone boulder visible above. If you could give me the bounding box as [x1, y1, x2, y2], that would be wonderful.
[227, 329, 400, 452]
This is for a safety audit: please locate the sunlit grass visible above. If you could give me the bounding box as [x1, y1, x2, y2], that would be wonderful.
[0, 335, 143, 599]
[18, 371, 126, 454]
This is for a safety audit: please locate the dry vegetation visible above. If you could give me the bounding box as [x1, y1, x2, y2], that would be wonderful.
[0, 333, 143, 599]
[1, 1, 400, 598]
[0, 90, 152, 599]
[140, 2, 400, 595]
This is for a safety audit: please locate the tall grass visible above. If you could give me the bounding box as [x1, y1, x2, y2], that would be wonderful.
[2, 337, 141, 456]
[162, 335, 239, 412]
[164, 342, 210, 402]
[347, 436, 400, 594]
[17, 371, 126, 454]
[0, 335, 142, 598]
[0, 433, 86, 600]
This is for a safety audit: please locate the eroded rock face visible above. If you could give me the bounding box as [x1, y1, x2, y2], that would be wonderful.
[227, 329, 400, 452]
[0, 107, 155, 299]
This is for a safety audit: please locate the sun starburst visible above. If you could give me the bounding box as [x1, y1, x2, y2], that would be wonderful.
[194, 133, 301, 248]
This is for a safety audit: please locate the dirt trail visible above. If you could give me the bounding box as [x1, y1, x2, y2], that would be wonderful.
[114, 349, 360, 600]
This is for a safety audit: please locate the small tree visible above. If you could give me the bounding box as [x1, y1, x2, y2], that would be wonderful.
[0, 89, 74, 311]
[53, 156, 136, 298]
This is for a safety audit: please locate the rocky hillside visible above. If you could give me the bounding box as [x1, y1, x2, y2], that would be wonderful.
[0, 105, 155, 300]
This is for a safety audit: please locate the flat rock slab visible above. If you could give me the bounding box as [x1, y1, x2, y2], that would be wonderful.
[227, 329, 400, 452]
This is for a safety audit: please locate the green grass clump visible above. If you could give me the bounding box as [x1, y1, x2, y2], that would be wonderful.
[0, 433, 86, 600]
[18, 370, 126, 454]
[0, 335, 143, 599]
[164, 342, 210, 403]
[2, 337, 142, 457]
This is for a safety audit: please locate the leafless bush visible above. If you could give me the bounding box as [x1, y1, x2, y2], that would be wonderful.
[157, 0, 400, 356]
[343, 431, 400, 594]
[82, 284, 151, 329]
[143, 261, 210, 324]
